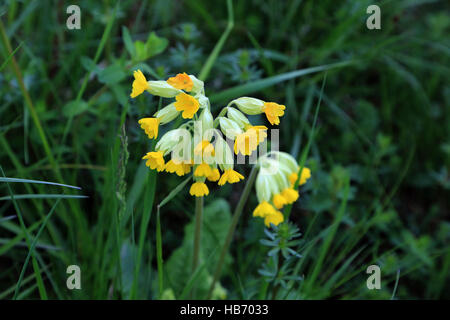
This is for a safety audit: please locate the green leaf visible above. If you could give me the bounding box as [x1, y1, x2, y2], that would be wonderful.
[63, 100, 89, 117]
[146, 32, 169, 58]
[97, 64, 126, 85]
[165, 199, 232, 299]
[122, 26, 136, 58]
[0, 177, 81, 190]
[134, 32, 169, 61]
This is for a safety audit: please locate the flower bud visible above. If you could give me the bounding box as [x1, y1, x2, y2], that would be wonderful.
[227, 107, 250, 129]
[218, 117, 243, 140]
[232, 97, 264, 115]
[200, 108, 214, 132]
[156, 129, 190, 154]
[147, 81, 182, 98]
[197, 94, 210, 109]
[154, 103, 179, 124]
[275, 152, 299, 173]
[214, 134, 234, 170]
[189, 74, 205, 94]
[255, 174, 271, 203]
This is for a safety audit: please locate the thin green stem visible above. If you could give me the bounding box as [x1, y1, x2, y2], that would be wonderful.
[207, 165, 258, 299]
[156, 206, 164, 299]
[190, 196, 204, 299]
[198, 0, 234, 81]
[192, 196, 204, 272]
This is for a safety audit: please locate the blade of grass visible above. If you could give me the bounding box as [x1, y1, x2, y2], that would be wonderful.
[198, 0, 234, 81]
[13, 199, 61, 299]
[284, 74, 327, 220]
[302, 178, 350, 297]
[0, 177, 81, 190]
[0, 194, 87, 201]
[209, 61, 350, 104]
[0, 41, 22, 71]
[1, 167, 48, 299]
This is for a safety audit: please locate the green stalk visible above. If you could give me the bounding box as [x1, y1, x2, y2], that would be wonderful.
[207, 165, 258, 299]
[198, 0, 234, 81]
[191, 196, 204, 298]
[156, 205, 163, 299]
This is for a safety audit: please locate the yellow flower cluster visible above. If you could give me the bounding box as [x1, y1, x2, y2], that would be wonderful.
[131, 70, 309, 227]
[253, 152, 311, 227]
[131, 70, 285, 197]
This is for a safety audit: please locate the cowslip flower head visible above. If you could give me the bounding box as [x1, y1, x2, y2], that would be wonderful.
[289, 167, 311, 185]
[218, 169, 244, 186]
[174, 93, 200, 118]
[281, 188, 299, 204]
[143, 151, 165, 172]
[138, 118, 160, 139]
[234, 130, 259, 156]
[245, 125, 267, 144]
[167, 72, 194, 91]
[262, 102, 285, 125]
[264, 210, 284, 227]
[190, 182, 209, 197]
[194, 140, 215, 157]
[165, 159, 187, 176]
[272, 193, 288, 209]
[130, 70, 149, 98]
[194, 163, 213, 177]
[253, 201, 277, 218]
[206, 168, 220, 182]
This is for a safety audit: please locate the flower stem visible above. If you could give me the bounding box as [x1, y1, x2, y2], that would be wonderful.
[191, 196, 204, 297]
[207, 165, 258, 299]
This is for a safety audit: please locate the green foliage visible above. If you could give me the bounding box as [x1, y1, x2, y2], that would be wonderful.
[0, 0, 448, 300]
[165, 199, 232, 299]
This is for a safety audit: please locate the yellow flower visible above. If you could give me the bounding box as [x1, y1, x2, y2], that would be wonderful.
[194, 140, 215, 157]
[189, 182, 209, 197]
[245, 125, 268, 144]
[253, 201, 277, 218]
[262, 102, 285, 125]
[234, 131, 258, 156]
[207, 168, 220, 182]
[167, 72, 193, 91]
[194, 163, 213, 177]
[281, 188, 299, 204]
[183, 163, 192, 174]
[272, 193, 287, 209]
[165, 159, 187, 176]
[130, 69, 149, 98]
[218, 169, 244, 186]
[142, 151, 165, 172]
[289, 167, 311, 185]
[174, 93, 200, 119]
[264, 210, 284, 227]
[138, 118, 160, 139]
